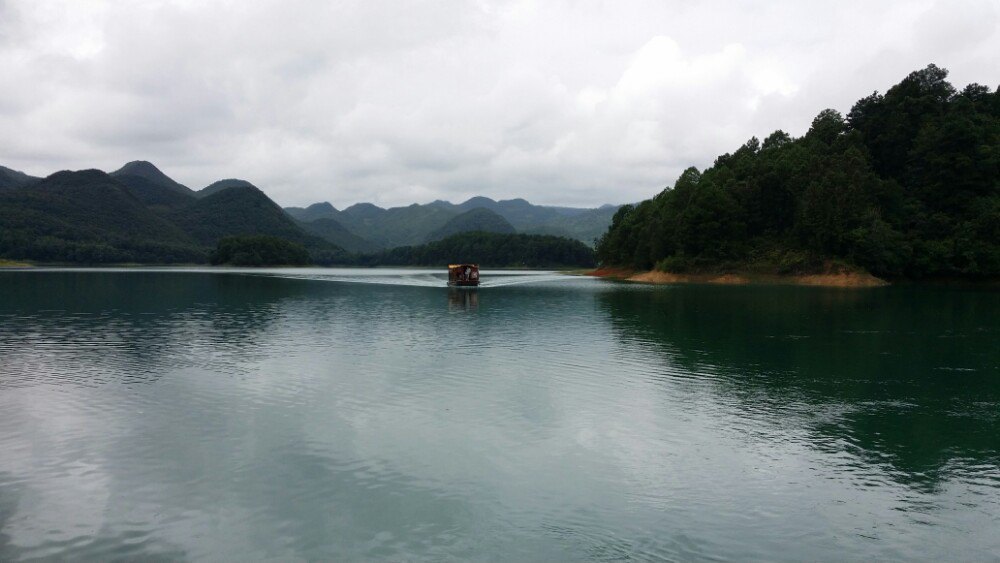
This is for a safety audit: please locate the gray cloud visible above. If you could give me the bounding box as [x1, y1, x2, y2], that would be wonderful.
[0, 0, 997, 207]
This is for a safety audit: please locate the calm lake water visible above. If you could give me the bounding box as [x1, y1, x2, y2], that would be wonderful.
[0, 268, 998, 561]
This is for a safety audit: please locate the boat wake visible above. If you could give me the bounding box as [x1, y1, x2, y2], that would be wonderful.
[478, 274, 570, 287]
[259, 270, 572, 288]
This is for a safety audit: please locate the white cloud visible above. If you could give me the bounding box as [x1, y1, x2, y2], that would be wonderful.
[0, 0, 997, 207]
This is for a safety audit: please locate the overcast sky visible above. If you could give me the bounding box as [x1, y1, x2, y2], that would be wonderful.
[0, 0, 997, 208]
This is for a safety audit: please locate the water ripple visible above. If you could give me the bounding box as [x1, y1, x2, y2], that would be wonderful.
[0, 269, 998, 560]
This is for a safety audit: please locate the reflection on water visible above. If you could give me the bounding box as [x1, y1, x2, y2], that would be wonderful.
[597, 285, 1000, 488]
[0, 269, 998, 560]
[447, 288, 479, 310]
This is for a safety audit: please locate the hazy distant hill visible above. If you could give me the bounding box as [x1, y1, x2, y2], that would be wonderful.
[521, 204, 621, 245]
[300, 217, 382, 253]
[286, 200, 463, 250]
[431, 196, 608, 229]
[425, 208, 515, 242]
[285, 202, 338, 222]
[197, 179, 255, 199]
[0, 165, 40, 190]
[284, 197, 621, 248]
[335, 203, 459, 249]
[110, 161, 194, 196]
[340, 202, 385, 221]
[0, 169, 204, 263]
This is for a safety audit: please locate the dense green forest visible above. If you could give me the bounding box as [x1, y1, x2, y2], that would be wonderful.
[0, 165, 40, 190]
[596, 65, 999, 280]
[0, 170, 207, 263]
[210, 235, 310, 266]
[0, 168, 351, 264]
[350, 231, 595, 268]
[166, 184, 330, 251]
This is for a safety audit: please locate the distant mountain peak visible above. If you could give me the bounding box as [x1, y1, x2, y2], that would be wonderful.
[342, 202, 386, 218]
[197, 178, 255, 198]
[199, 183, 264, 201]
[345, 202, 383, 211]
[460, 196, 496, 206]
[110, 160, 193, 195]
[306, 202, 337, 213]
[284, 201, 340, 223]
[206, 178, 254, 188]
[114, 160, 161, 174]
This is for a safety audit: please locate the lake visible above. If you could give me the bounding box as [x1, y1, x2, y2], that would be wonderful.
[0, 268, 998, 560]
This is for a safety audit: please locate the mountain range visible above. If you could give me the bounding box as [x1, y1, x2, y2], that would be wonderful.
[285, 195, 619, 251]
[0, 160, 617, 263]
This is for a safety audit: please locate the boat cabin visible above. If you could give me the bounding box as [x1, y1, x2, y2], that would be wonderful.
[448, 264, 480, 286]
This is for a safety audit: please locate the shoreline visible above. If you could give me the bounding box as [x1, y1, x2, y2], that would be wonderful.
[586, 267, 889, 288]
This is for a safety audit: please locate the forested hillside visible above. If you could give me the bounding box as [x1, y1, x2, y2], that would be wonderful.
[425, 208, 515, 242]
[0, 170, 206, 263]
[114, 174, 197, 212]
[0, 165, 40, 190]
[167, 184, 324, 249]
[0, 168, 347, 264]
[596, 65, 999, 280]
[209, 235, 310, 266]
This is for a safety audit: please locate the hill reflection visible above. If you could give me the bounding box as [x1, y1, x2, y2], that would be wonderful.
[0, 272, 317, 387]
[597, 284, 1000, 488]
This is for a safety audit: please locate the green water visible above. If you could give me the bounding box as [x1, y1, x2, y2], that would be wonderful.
[0, 269, 997, 560]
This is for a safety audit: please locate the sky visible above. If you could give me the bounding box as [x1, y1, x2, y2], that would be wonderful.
[0, 0, 997, 208]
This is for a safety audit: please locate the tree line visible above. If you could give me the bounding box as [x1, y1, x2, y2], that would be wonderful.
[596, 65, 999, 280]
[354, 231, 595, 268]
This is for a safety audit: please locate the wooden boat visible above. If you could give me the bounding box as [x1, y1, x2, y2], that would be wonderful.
[448, 264, 480, 287]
